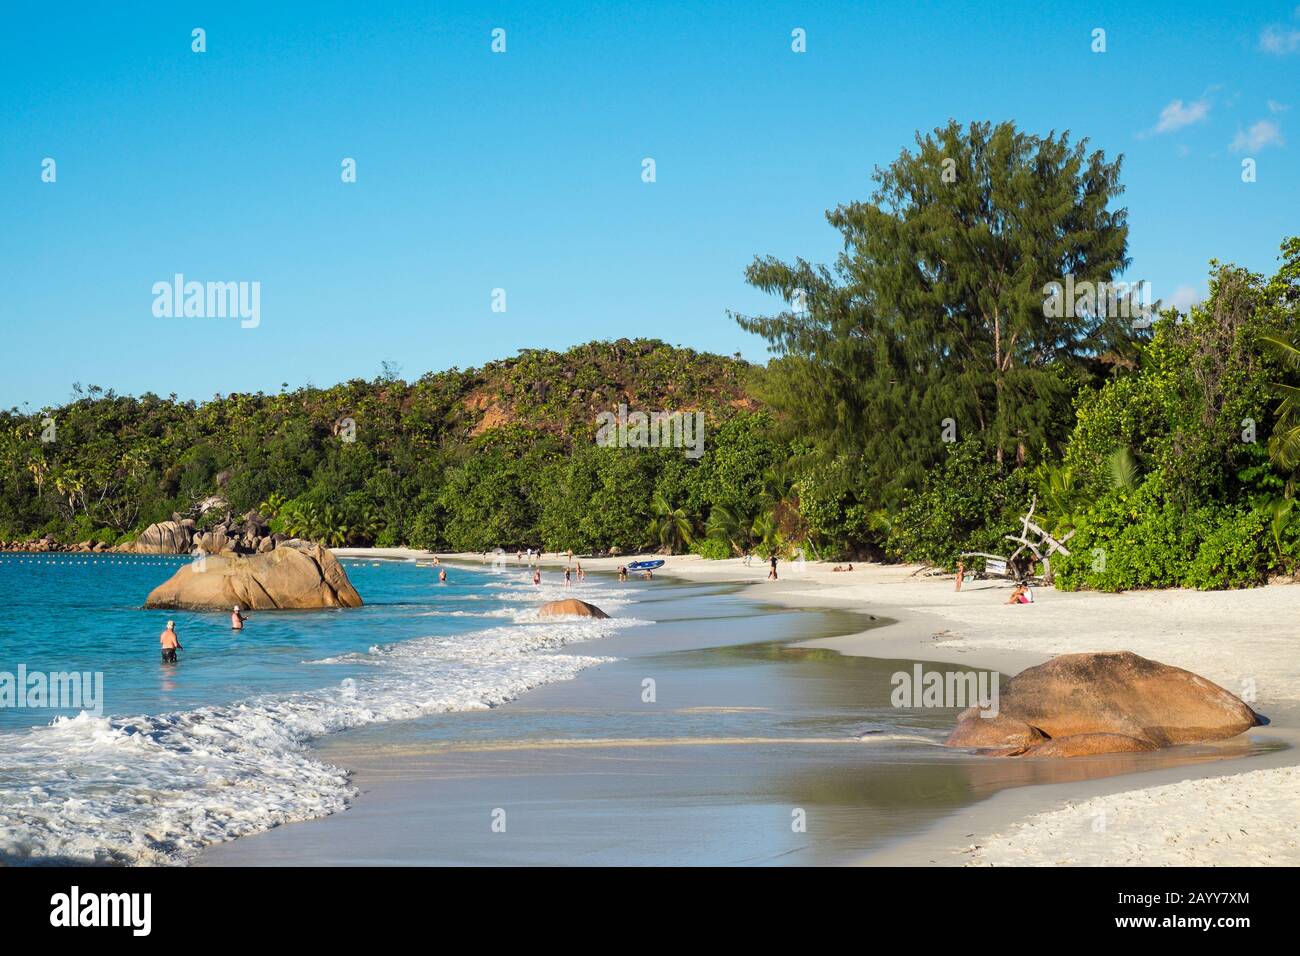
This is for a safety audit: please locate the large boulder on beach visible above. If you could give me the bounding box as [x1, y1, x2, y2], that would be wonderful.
[946, 651, 1262, 757]
[538, 598, 609, 619]
[1020, 733, 1159, 758]
[144, 543, 363, 610]
[131, 520, 194, 554]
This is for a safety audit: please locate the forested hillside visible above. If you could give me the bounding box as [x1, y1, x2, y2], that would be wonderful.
[5, 122, 1300, 590]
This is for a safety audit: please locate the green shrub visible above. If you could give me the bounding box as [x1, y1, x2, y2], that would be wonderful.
[1184, 506, 1272, 589]
[690, 537, 732, 560]
[887, 440, 1028, 567]
[1055, 480, 1205, 591]
[1054, 477, 1272, 591]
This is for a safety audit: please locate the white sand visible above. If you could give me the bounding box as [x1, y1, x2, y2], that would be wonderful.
[960, 765, 1300, 866]
[345, 549, 1300, 866]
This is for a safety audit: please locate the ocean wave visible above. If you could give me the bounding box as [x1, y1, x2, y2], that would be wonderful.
[0, 616, 630, 866]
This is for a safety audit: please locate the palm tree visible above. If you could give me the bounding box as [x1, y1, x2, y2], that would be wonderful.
[258, 492, 288, 519]
[750, 508, 784, 557]
[1105, 446, 1140, 492]
[1262, 333, 1300, 475]
[704, 503, 747, 556]
[1268, 497, 1295, 572]
[348, 505, 383, 545]
[319, 505, 350, 547]
[648, 493, 693, 553]
[283, 503, 320, 540]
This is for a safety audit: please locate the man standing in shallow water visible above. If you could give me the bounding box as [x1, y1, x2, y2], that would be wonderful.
[160, 621, 182, 663]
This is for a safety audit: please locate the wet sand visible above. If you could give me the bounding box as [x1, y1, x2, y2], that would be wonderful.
[200, 573, 1287, 866]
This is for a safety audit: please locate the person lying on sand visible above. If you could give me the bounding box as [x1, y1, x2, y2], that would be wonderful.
[231, 605, 246, 630]
[160, 620, 182, 663]
[1006, 584, 1034, 605]
[832, 564, 853, 572]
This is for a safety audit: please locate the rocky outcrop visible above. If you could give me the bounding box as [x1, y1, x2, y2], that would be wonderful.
[144, 543, 363, 610]
[191, 510, 275, 556]
[537, 598, 609, 619]
[132, 520, 195, 554]
[946, 651, 1263, 757]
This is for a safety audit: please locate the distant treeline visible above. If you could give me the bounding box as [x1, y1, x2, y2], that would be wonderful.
[5, 121, 1300, 590]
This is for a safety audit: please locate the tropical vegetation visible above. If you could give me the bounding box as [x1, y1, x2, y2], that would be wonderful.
[3, 123, 1298, 591]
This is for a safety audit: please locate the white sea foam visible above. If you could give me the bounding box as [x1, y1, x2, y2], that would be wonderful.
[0, 614, 635, 866]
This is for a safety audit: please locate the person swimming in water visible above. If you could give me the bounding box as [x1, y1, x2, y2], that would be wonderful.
[439, 568, 447, 582]
[231, 605, 246, 630]
[160, 620, 182, 663]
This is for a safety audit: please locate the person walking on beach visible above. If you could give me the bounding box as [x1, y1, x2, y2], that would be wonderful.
[576, 561, 584, 582]
[231, 605, 246, 630]
[160, 621, 182, 663]
[955, 560, 965, 593]
[533, 568, 541, 586]
[768, 553, 778, 581]
[564, 566, 572, 588]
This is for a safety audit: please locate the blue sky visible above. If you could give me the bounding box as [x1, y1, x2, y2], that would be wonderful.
[2, 0, 1297, 409]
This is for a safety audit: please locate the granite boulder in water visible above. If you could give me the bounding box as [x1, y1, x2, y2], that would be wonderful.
[144, 543, 363, 610]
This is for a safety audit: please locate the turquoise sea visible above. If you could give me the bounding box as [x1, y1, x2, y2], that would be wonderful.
[0, 553, 639, 864]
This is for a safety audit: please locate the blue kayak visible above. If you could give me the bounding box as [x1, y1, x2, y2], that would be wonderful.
[626, 560, 665, 571]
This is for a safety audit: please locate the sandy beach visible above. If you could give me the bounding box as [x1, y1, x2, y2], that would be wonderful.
[323, 548, 1300, 867]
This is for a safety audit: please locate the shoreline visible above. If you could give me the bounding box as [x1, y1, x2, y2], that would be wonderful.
[332, 547, 1300, 866]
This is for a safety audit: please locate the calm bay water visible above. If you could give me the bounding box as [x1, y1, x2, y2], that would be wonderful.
[0, 554, 639, 864]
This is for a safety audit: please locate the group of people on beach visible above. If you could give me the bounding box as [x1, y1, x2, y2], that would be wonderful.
[158, 604, 246, 663]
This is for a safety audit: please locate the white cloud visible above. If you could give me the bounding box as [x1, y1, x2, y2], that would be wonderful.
[1260, 23, 1300, 54]
[1229, 119, 1285, 152]
[1168, 286, 1202, 312]
[1268, 99, 1291, 113]
[1151, 98, 1211, 134]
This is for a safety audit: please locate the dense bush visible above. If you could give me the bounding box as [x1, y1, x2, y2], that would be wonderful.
[1055, 480, 1274, 591]
[886, 439, 1030, 568]
[1055, 479, 1212, 591]
[690, 537, 732, 560]
[1185, 506, 1273, 590]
